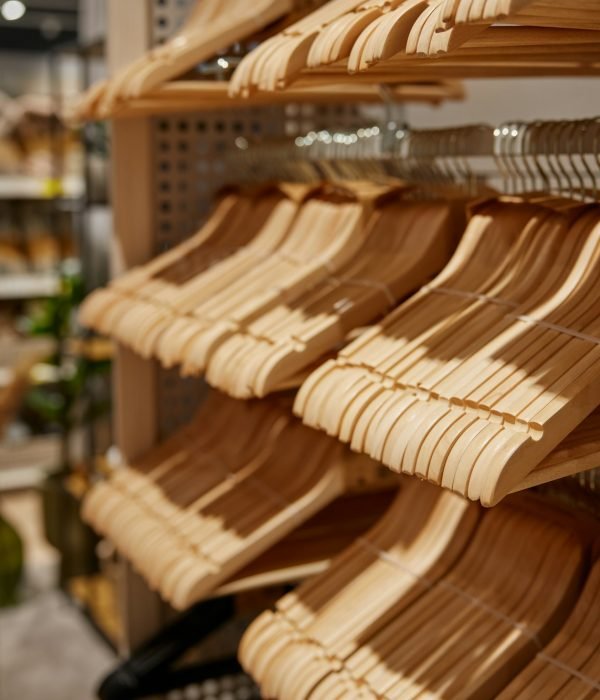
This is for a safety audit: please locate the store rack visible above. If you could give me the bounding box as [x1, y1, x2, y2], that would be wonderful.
[102, 0, 393, 653]
[97, 0, 600, 680]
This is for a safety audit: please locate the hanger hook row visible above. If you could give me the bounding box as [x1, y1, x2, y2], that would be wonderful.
[226, 116, 600, 198]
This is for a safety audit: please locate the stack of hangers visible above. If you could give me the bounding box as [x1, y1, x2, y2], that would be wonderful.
[294, 193, 600, 505]
[229, 0, 600, 95]
[81, 177, 600, 500]
[217, 489, 397, 596]
[76, 0, 330, 120]
[80, 180, 463, 396]
[498, 556, 600, 698]
[240, 481, 593, 699]
[82, 391, 396, 610]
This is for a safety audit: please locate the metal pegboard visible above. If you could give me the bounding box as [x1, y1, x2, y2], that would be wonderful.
[152, 101, 377, 435]
[151, 0, 191, 45]
[153, 107, 288, 251]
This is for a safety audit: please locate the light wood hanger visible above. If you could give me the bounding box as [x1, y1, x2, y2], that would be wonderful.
[296, 195, 546, 430]
[171, 184, 384, 376]
[242, 496, 586, 699]
[230, 0, 370, 97]
[83, 182, 403, 377]
[296, 193, 600, 504]
[497, 554, 600, 699]
[101, 415, 338, 596]
[214, 490, 397, 597]
[79, 184, 312, 349]
[203, 197, 463, 398]
[79, 188, 258, 332]
[520, 409, 600, 491]
[239, 478, 480, 698]
[347, 505, 582, 700]
[76, 0, 332, 120]
[82, 392, 288, 536]
[228, 0, 600, 95]
[112, 186, 311, 360]
[83, 388, 396, 611]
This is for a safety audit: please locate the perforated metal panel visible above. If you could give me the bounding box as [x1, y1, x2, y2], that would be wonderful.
[152, 0, 191, 45]
[148, 2, 382, 436]
[153, 107, 287, 252]
[153, 101, 373, 435]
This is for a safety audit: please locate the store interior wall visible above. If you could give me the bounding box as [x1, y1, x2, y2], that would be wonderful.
[406, 77, 600, 126]
[0, 51, 81, 98]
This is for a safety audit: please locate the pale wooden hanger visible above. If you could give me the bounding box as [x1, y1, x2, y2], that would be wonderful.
[239, 478, 480, 698]
[497, 554, 600, 699]
[229, 0, 368, 97]
[295, 196, 541, 430]
[299, 501, 583, 700]
[438, 213, 600, 498]
[162, 424, 347, 609]
[214, 490, 397, 597]
[83, 387, 395, 610]
[296, 194, 600, 503]
[148, 182, 397, 375]
[100, 414, 334, 593]
[78, 189, 245, 331]
[80, 185, 311, 350]
[519, 408, 600, 492]
[77, 0, 326, 120]
[203, 197, 463, 398]
[113, 187, 309, 359]
[81, 182, 408, 376]
[229, 0, 600, 95]
[82, 393, 287, 536]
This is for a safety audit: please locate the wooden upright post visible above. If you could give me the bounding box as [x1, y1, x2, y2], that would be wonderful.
[107, 0, 164, 654]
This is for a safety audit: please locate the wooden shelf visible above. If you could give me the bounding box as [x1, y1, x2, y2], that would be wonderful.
[99, 79, 465, 119]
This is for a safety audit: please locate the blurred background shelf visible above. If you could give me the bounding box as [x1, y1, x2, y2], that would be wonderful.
[0, 434, 62, 492]
[0, 174, 84, 200]
[0, 272, 61, 299]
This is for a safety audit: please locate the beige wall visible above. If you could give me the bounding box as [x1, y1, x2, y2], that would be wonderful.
[406, 78, 600, 127]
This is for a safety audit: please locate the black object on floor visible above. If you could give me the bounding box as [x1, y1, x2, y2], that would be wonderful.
[97, 595, 247, 700]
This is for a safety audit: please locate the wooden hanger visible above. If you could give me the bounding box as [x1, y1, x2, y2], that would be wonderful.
[497, 554, 600, 698]
[76, 0, 327, 120]
[170, 184, 382, 376]
[295, 195, 545, 430]
[79, 188, 256, 332]
[114, 186, 311, 360]
[203, 196, 463, 398]
[101, 414, 335, 595]
[229, 0, 600, 94]
[229, 0, 370, 97]
[296, 195, 600, 504]
[82, 392, 288, 536]
[80, 184, 312, 348]
[215, 489, 397, 597]
[519, 408, 600, 491]
[83, 182, 402, 376]
[239, 478, 480, 698]
[344, 504, 582, 700]
[242, 496, 586, 699]
[83, 388, 395, 610]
